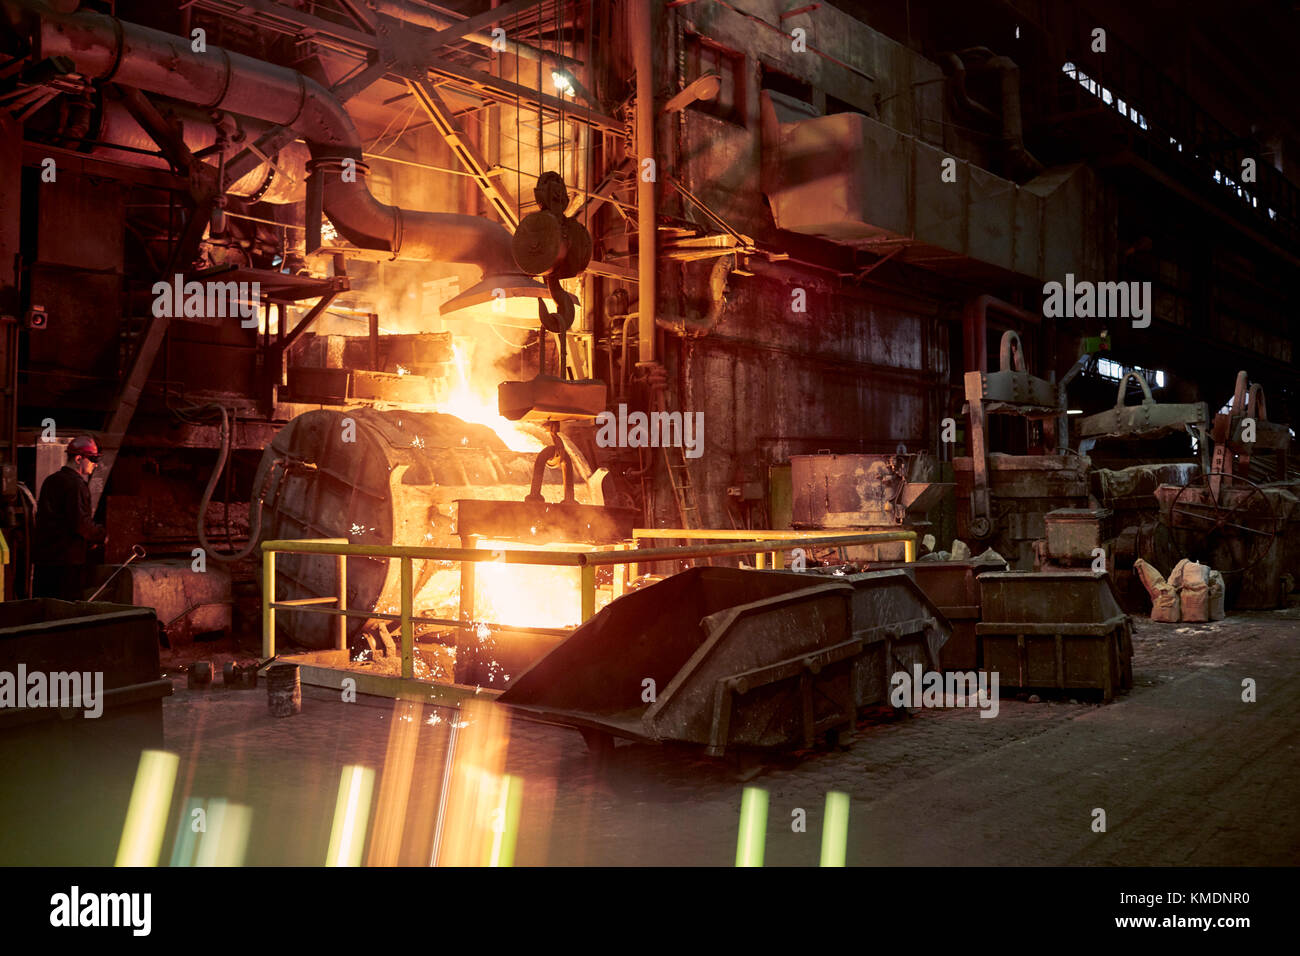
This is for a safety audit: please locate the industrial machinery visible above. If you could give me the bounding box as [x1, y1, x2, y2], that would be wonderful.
[1155, 371, 1297, 608]
[252, 405, 621, 665]
[790, 450, 947, 562]
[0, 598, 172, 864]
[956, 331, 1090, 567]
[500, 566, 950, 758]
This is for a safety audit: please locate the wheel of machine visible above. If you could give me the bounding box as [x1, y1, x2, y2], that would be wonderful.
[970, 515, 992, 540]
[512, 211, 563, 275]
[1167, 472, 1278, 573]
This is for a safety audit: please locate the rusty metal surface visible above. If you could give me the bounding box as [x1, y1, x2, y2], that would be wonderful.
[92, 560, 232, 644]
[349, 370, 435, 403]
[863, 560, 981, 669]
[455, 499, 636, 545]
[645, 580, 858, 754]
[954, 453, 1091, 568]
[829, 568, 951, 708]
[498, 376, 606, 422]
[976, 571, 1133, 700]
[499, 568, 836, 740]
[977, 570, 1127, 632]
[1077, 371, 1208, 441]
[1156, 477, 1296, 608]
[0, 600, 164, 701]
[791, 454, 907, 528]
[1044, 508, 1115, 562]
[501, 566, 950, 756]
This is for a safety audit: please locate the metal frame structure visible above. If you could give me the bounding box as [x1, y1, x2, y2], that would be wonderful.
[260, 528, 917, 702]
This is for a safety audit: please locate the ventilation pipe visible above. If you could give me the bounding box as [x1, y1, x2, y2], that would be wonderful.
[90, 97, 309, 204]
[7, 0, 533, 286]
[941, 48, 1043, 182]
[984, 54, 1043, 181]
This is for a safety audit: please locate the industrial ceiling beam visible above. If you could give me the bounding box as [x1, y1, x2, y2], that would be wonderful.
[190, 0, 378, 58]
[427, 60, 620, 132]
[422, 0, 549, 51]
[333, 0, 380, 34]
[189, 0, 614, 132]
[404, 76, 519, 230]
[566, 159, 631, 220]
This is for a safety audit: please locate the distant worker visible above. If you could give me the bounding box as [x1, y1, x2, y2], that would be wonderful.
[34, 435, 107, 600]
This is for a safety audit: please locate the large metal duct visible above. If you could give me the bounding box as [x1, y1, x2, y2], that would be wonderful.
[92, 98, 308, 204]
[5, 0, 532, 284]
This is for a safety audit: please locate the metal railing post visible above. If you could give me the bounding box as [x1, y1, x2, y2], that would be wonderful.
[336, 551, 347, 651]
[400, 557, 413, 679]
[458, 554, 476, 622]
[613, 544, 627, 598]
[262, 547, 275, 660]
[580, 563, 596, 621]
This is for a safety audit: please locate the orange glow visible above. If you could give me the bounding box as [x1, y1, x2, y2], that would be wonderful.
[432, 341, 542, 452]
[435, 699, 510, 866]
[469, 540, 611, 630]
[410, 542, 610, 630]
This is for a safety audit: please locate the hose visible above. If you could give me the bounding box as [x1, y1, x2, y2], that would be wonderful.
[17, 481, 36, 599]
[190, 402, 275, 563]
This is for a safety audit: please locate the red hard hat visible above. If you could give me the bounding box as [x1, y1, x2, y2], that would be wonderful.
[68, 435, 100, 459]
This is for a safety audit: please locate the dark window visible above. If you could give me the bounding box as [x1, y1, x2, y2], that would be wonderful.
[759, 63, 813, 104]
[685, 34, 746, 125]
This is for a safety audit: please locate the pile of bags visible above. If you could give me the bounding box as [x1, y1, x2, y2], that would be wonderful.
[1134, 558, 1226, 623]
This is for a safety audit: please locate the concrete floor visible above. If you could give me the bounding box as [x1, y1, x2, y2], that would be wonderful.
[146, 600, 1300, 866]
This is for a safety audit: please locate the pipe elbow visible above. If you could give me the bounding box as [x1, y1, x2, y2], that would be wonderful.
[315, 159, 516, 274]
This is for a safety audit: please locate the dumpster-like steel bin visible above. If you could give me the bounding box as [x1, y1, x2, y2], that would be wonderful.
[500, 567, 950, 756]
[0, 599, 172, 865]
[976, 571, 1133, 701]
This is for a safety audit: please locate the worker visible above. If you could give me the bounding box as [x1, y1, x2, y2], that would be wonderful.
[33, 435, 107, 601]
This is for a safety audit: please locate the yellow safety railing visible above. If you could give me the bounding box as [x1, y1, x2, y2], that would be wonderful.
[628, 527, 916, 576]
[261, 528, 916, 686]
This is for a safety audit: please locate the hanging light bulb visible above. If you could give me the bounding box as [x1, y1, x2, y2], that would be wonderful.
[551, 70, 575, 96]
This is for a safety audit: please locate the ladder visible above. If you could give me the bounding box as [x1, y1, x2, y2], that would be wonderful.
[652, 386, 701, 531]
[663, 442, 701, 530]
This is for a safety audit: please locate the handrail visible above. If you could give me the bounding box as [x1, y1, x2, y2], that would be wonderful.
[261, 528, 917, 688]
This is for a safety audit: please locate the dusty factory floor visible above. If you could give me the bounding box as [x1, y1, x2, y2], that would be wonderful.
[155, 603, 1300, 866]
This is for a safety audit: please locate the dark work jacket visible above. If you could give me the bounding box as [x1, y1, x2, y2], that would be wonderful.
[34, 466, 106, 566]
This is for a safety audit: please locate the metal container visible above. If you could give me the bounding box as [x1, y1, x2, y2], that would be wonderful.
[1044, 508, 1115, 562]
[266, 663, 302, 717]
[829, 568, 951, 711]
[976, 571, 1133, 700]
[0, 599, 172, 865]
[187, 661, 212, 689]
[953, 454, 1091, 568]
[92, 560, 232, 645]
[791, 454, 906, 529]
[865, 560, 982, 669]
[500, 566, 949, 756]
